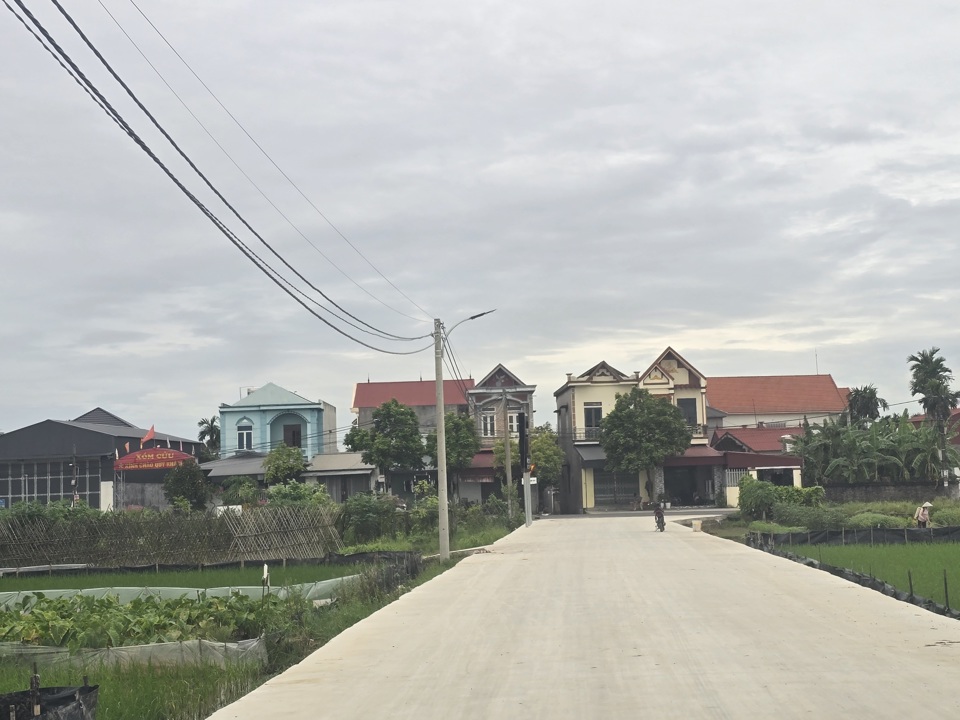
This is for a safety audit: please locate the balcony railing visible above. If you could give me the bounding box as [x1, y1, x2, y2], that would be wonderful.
[573, 428, 602, 442]
[572, 424, 706, 442]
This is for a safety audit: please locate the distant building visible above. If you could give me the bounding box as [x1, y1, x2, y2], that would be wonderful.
[0, 408, 200, 511]
[219, 383, 337, 458]
[555, 348, 809, 512]
[350, 367, 536, 504]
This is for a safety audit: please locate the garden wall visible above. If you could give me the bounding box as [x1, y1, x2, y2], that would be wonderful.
[822, 482, 960, 504]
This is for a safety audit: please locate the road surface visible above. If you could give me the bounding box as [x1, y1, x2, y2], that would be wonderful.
[209, 512, 960, 719]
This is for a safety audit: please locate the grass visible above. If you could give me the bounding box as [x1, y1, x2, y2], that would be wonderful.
[342, 525, 512, 555]
[0, 563, 363, 593]
[789, 543, 960, 607]
[0, 658, 262, 720]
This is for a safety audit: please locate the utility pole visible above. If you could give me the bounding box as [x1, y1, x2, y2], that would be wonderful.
[502, 389, 512, 518]
[434, 310, 496, 560]
[434, 319, 450, 561]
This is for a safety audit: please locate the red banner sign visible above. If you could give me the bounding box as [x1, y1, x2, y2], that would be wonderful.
[114, 448, 194, 471]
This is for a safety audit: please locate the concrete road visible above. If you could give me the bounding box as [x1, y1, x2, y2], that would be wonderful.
[209, 513, 960, 719]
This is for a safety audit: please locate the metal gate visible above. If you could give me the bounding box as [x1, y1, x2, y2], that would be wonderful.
[593, 470, 635, 505]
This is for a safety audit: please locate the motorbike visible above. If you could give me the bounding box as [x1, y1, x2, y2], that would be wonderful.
[655, 511, 665, 532]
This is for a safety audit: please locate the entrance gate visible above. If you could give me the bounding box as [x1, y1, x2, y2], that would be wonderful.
[593, 470, 635, 505]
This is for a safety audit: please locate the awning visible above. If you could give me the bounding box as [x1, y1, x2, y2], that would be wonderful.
[576, 445, 607, 468]
[304, 468, 376, 478]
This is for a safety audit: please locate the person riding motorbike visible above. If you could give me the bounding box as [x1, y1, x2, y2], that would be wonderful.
[654, 502, 665, 531]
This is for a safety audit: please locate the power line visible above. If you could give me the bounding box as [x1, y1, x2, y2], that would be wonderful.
[96, 0, 431, 325]
[122, 0, 433, 321]
[47, 0, 424, 344]
[8, 0, 431, 356]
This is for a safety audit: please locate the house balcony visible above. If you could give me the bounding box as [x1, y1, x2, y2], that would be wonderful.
[572, 425, 706, 443]
[573, 428, 602, 442]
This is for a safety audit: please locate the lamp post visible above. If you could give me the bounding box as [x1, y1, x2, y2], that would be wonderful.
[434, 311, 494, 560]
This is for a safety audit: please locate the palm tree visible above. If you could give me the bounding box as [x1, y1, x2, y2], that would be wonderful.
[846, 384, 889, 427]
[908, 347, 960, 480]
[197, 416, 221, 456]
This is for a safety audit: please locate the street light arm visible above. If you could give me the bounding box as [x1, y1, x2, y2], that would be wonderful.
[445, 309, 497, 337]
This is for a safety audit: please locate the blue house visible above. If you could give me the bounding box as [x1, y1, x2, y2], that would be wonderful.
[219, 383, 338, 459]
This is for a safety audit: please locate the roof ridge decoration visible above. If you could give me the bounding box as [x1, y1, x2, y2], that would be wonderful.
[577, 360, 629, 381]
[473, 363, 527, 389]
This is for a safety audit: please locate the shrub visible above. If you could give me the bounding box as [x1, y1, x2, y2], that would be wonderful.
[337, 493, 398, 544]
[771, 503, 846, 530]
[844, 512, 910, 530]
[931, 507, 960, 527]
[738, 475, 777, 520]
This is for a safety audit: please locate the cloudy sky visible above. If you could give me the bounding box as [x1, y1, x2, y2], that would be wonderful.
[2, 0, 959, 444]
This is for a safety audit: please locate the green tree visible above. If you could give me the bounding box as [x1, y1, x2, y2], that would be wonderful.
[493, 437, 520, 476]
[220, 475, 260, 507]
[162, 460, 213, 511]
[344, 400, 425, 477]
[599, 388, 692, 479]
[908, 347, 960, 479]
[530, 424, 564, 489]
[846, 385, 889, 427]
[426, 412, 480, 500]
[267, 481, 335, 507]
[263, 443, 307, 486]
[197, 416, 220, 456]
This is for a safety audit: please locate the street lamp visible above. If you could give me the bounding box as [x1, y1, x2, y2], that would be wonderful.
[435, 311, 495, 560]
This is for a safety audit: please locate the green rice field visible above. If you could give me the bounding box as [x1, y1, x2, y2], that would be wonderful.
[790, 543, 960, 607]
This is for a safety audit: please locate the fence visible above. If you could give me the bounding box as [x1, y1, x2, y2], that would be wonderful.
[747, 526, 960, 550]
[0, 506, 343, 569]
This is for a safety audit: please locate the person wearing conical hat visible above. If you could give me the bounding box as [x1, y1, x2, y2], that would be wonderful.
[914, 501, 932, 528]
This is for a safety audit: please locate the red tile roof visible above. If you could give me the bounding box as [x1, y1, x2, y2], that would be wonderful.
[707, 375, 847, 414]
[712, 427, 802, 453]
[352, 379, 475, 410]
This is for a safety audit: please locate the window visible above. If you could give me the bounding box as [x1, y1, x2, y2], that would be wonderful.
[677, 398, 698, 426]
[481, 413, 497, 438]
[507, 413, 519, 436]
[238, 425, 253, 450]
[283, 424, 302, 448]
[584, 403, 602, 439]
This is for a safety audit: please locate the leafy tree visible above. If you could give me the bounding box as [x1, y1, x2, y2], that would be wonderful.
[908, 347, 960, 479]
[530, 424, 564, 489]
[426, 412, 480, 500]
[846, 385, 889, 427]
[738, 475, 778, 520]
[599, 388, 692, 479]
[492, 437, 520, 476]
[909, 347, 960, 428]
[267, 481, 335, 508]
[197, 416, 220, 455]
[220, 475, 260, 507]
[344, 400, 425, 476]
[162, 460, 213, 511]
[263, 443, 307, 486]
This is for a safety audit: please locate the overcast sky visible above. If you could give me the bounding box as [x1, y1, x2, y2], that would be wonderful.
[2, 1, 959, 444]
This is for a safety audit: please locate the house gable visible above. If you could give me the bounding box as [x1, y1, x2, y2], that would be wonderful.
[578, 361, 630, 382]
[639, 347, 706, 389]
[474, 364, 529, 390]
